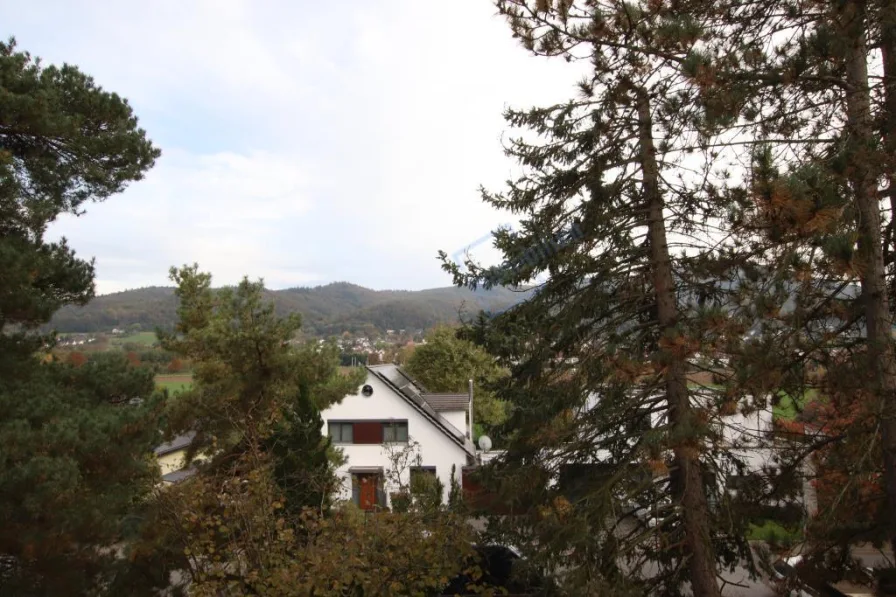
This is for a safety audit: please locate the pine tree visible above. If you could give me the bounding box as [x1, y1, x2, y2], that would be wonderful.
[158, 265, 363, 468]
[266, 376, 339, 516]
[440, 2, 781, 594]
[698, 0, 896, 564]
[0, 38, 160, 593]
[129, 268, 473, 594]
[448, 463, 464, 513]
[1, 38, 159, 338]
[878, 0, 896, 565]
[834, 4, 896, 560]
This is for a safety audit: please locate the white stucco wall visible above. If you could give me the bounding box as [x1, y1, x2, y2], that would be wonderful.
[157, 449, 187, 475]
[440, 410, 467, 436]
[477, 450, 505, 465]
[577, 393, 806, 500]
[322, 372, 470, 507]
[720, 406, 777, 472]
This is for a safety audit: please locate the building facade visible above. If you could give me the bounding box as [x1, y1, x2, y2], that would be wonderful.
[322, 364, 475, 510]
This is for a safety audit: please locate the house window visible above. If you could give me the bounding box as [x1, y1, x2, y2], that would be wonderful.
[327, 420, 407, 444]
[383, 421, 408, 443]
[329, 422, 353, 444]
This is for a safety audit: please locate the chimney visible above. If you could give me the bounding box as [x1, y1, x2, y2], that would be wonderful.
[468, 379, 474, 440]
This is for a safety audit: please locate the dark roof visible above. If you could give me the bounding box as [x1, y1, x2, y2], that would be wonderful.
[161, 467, 197, 483]
[424, 393, 470, 412]
[153, 432, 196, 456]
[369, 366, 446, 423]
[348, 466, 385, 474]
[366, 365, 475, 457]
[369, 364, 430, 393]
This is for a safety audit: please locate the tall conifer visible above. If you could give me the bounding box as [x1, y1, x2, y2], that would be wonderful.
[442, 2, 781, 593]
[0, 38, 161, 593]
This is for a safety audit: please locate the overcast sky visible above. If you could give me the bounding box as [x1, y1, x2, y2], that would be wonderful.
[2, 0, 584, 294]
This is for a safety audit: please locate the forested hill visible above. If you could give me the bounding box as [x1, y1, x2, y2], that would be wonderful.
[49, 282, 531, 336]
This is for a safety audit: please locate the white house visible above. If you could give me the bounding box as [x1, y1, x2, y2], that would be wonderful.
[322, 364, 476, 510]
[153, 432, 198, 485]
[491, 391, 816, 514]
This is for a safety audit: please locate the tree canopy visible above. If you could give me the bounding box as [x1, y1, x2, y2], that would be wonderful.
[0, 38, 159, 335]
[0, 37, 161, 594]
[10, 4, 896, 594]
[438, 1, 896, 594]
[122, 268, 481, 596]
[404, 325, 509, 436]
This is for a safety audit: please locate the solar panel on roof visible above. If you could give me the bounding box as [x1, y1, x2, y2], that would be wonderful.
[367, 366, 475, 452]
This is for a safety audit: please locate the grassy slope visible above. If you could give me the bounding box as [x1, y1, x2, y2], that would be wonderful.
[111, 331, 157, 347]
[155, 374, 193, 392]
[772, 389, 818, 421]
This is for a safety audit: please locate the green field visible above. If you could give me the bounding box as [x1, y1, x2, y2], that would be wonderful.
[155, 374, 193, 392]
[773, 389, 818, 421]
[112, 331, 157, 347]
[747, 520, 802, 546]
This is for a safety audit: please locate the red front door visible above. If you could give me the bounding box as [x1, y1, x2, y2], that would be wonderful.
[358, 475, 378, 510]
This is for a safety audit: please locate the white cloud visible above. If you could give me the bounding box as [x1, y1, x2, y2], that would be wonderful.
[53, 149, 318, 292]
[5, 0, 587, 294]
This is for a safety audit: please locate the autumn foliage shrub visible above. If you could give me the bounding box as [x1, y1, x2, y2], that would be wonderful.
[140, 458, 477, 597]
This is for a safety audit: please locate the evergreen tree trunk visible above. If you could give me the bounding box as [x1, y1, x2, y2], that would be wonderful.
[881, 2, 896, 559]
[841, 0, 896, 557]
[882, 0, 896, 307]
[637, 90, 721, 597]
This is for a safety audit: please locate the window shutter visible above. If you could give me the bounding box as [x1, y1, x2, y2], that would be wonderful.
[353, 421, 383, 444]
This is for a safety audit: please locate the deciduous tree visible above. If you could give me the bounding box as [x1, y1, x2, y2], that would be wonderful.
[145, 470, 476, 597]
[67, 350, 87, 367]
[125, 350, 141, 367]
[405, 325, 509, 436]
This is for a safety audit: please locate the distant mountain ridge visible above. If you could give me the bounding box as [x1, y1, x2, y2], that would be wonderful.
[49, 282, 531, 336]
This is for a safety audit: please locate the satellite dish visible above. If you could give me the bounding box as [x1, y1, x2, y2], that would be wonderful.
[478, 435, 492, 451]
